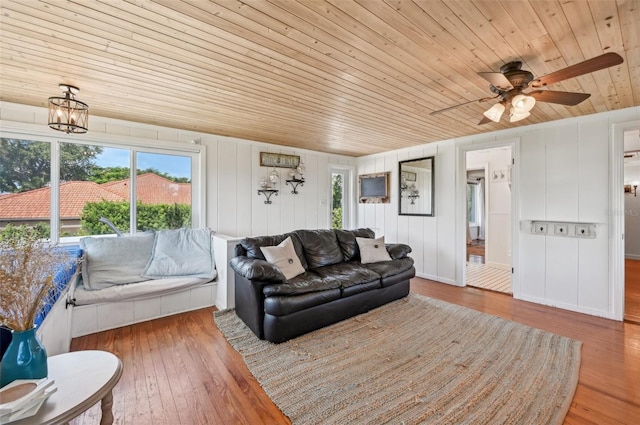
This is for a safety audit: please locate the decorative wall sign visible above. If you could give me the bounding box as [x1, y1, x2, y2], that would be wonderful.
[401, 171, 416, 182]
[260, 152, 300, 169]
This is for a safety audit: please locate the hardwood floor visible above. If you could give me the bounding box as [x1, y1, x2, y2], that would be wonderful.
[626, 259, 640, 323]
[466, 239, 485, 264]
[70, 279, 640, 425]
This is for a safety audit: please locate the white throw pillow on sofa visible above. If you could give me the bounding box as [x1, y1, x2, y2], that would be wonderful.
[260, 236, 305, 280]
[356, 236, 392, 264]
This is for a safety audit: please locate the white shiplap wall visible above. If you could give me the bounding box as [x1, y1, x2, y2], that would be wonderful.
[0, 101, 354, 238]
[356, 106, 640, 320]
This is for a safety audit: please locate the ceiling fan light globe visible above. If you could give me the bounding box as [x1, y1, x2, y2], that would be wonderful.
[483, 103, 505, 122]
[512, 94, 536, 112]
[509, 110, 530, 123]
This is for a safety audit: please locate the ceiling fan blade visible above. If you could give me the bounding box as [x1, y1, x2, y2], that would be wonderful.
[528, 90, 591, 106]
[478, 116, 492, 125]
[530, 52, 623, 88]
[430, 96, 498, 116]
[478, 72, 513, 91]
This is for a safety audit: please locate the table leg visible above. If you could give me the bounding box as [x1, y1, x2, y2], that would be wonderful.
[99, 390, 115, 425]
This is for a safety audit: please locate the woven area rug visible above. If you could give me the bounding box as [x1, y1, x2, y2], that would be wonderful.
[214, 294, 581, 425]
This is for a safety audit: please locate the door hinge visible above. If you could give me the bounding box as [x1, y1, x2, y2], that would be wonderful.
[511, 267, 514, 274]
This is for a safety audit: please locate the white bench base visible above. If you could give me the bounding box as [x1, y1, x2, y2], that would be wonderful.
[37, 285, 73, 356]
[71, 282, 217, 337]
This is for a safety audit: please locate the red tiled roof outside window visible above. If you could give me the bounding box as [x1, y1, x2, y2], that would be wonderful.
[0, 173, 191, 221]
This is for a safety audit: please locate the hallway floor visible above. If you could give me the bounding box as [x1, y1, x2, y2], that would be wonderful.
[466, 262, 512, 294]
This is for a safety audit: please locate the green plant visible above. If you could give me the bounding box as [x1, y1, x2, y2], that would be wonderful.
[331, 207, 343, 230]
[0, 223, 50, 241]
[80, 201, 191, 234]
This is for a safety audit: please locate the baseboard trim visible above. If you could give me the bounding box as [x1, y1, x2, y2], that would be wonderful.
[625, 254, 640, 260]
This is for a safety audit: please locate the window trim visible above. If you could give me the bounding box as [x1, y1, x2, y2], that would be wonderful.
[1, 120, 207, 243]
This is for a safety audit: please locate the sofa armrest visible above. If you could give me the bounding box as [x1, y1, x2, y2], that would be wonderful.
[230, 256, 286, 282]
[385, 243, 412, 260]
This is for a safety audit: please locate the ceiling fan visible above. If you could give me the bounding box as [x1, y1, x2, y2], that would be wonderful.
[430, 53, 624, 125]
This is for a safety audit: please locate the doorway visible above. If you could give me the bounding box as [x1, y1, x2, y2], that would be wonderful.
[329, 166, 353, 230]
[465, 146, 513, 294]
[623, 128, 640, 323]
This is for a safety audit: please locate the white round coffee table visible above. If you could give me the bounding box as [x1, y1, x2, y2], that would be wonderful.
[11, 350, 123, 425]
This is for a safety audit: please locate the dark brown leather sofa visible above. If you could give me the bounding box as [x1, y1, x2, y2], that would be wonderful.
[230, 228, 415, 343]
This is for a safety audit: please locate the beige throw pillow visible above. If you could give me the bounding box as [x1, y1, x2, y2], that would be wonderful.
[260, 236, 305, 280]
[356, 236, 392, 264]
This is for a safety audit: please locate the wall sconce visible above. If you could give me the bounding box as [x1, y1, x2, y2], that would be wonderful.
[257, 175, 279, 204]
[625, 184, 638, 197]
[48, 84, 89, 133]
[285, 164, 305, 194]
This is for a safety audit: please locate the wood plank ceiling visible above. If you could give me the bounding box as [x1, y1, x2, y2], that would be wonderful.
[0, 0, 638, 157]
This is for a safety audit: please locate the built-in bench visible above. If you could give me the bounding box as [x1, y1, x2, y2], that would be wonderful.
[30, 232, 241, 352]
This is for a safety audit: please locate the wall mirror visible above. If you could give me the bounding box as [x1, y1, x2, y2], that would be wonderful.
[399, 156, 434, 216]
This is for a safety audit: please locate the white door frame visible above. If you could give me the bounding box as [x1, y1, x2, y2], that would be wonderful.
[610, 119, 640, 320]
[456, 138, 520, 295]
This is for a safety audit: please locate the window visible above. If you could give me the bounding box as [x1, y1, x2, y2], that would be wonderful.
[330, 167, 353, 229]
[0, 136, 203, 242]
[0, 139, 52, 238]
[467, 182, 480, 226]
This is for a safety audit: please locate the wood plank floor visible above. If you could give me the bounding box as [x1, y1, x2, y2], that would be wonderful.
[626, 259, 640, 323]
[70, 278, 640, 425]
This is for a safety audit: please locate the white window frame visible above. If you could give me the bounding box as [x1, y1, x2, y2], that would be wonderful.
[1, 121, 206, 244]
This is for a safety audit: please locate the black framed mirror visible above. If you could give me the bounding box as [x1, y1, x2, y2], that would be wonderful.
[399, 156, 434, 216]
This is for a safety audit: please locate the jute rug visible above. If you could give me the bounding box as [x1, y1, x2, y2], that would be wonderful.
[214, 294, 581, 425]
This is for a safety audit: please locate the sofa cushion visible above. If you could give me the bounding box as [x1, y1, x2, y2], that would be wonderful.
[313, 262, 381, 295]
[264, 288, 342, 316]
[294, 229, 344, 269]
[142, 228, 216, 279]
[335, 228, 375, 261]
[262, 270, 340, 296]
[239, 233, 308, 270]
[260, 236, 305, 280]
[364, 257, 415, 280]
[357, 236, 392, 264]
[80, 233, 155, 290]
[379, 267, 416, 288]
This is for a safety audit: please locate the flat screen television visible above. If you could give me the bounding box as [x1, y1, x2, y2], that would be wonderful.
[359, 172, 390, 203]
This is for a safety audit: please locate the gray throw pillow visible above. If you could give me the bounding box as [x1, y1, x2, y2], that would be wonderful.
[142, 228, 216, 279]
[80, 233, 155, 290]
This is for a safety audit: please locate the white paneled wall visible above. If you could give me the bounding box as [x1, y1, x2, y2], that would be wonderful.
[0, 102, 354, 238]
[356, 106, 640, 319]
[3, 100, 640, 320]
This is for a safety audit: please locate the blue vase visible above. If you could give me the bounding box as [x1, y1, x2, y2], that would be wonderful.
[0, 327, 48, 388]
